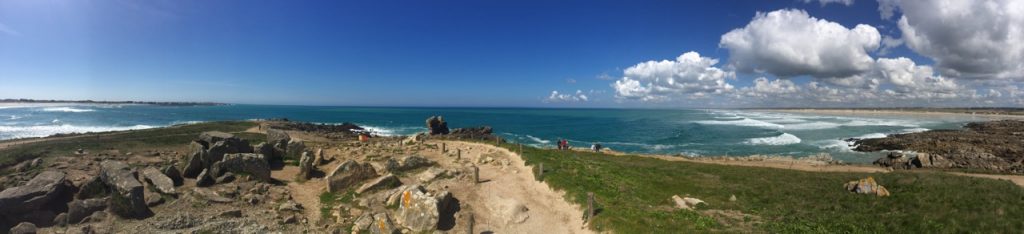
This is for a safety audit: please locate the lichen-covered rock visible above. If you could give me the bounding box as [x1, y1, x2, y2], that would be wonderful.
[99, 160, 151, 218]
[219, 153, 272, 182]
[395, 189, 442, 232]
[326, 160, 378, 193]
[398, 156, 431, 171]
[182, 141, 206, 178]
[844, 177, 890, 197]
[356, 174, 401, 194]
[370, 213, 398, 234]
[141, 167, 176, 195]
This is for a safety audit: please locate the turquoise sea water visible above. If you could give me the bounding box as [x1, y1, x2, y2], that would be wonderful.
[0, 104, 999, 163]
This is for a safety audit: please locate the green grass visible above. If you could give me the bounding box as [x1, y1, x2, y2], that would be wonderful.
[0, 121, 257, 171]
[490, 141, 1024, 233]
[321, 189, 357, 221]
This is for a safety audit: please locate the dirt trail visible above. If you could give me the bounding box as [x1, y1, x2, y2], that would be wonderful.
[436, 141, 593, 234]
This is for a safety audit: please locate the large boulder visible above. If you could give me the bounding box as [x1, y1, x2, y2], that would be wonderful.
[141, 167, 176, 195]
[844, 177, 890, 197]
[425, 116, 450, 135]
[255, 143, 275, 162]
[182, 141, 207, 178]
[356, 174, 401, 194]
[162, 165, 184, 186]
[218, 153, 272, 182]
[327, 160, 378, 193]
[99, 160, 151, 218]
[199, 131, 235, 145]
[8, 222, 36, 234]
[266, 128, 291, 147]
[205, 139, 253, 168]
[398, 156, 431, 171]
[75, 176, 107, 200]
[66, 198, 107, 224]
[298, 151, 314, 180]
[395, 189, 448, 232]
[0, 171, 73, 227]
[286, 140, 305, 161]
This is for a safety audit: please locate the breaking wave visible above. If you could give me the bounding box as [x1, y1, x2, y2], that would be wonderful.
[41, 107, 95, 113]
[0, 124, 155, 139]
[743, 133, 802, 145]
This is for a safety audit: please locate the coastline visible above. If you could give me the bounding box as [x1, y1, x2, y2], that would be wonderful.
[754, 108, 1024, 119]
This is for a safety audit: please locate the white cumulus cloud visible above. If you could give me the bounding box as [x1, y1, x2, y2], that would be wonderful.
[546, 90, 589, 103]
[612, 51, 735, 101]
[719, 9, 881, 79]
[803, 0, 855, 6]
[888, 0, 1024, 79]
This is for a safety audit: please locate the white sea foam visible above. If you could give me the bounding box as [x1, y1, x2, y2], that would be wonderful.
[41, 107, 95, 113]
[525, 135, 550, 144]
[695, 118, 784, 129]
[815, 139, 854, 152]
[357, 125, 421, 137]
[0, 124, 155, 140]
[743, 133, 801, 145]
[783, 122, 842, 130]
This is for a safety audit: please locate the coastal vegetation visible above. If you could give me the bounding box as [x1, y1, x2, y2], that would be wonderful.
[493, 141, 1024, 233]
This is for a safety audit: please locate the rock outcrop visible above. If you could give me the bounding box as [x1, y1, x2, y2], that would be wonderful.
[286, 140, 305, 161]
[856, 120, 1024, 174]
[425, 116, 449, 135]
[327, 160, 378, 193]
[218, 153, 272, 182]
[395, 189, 451, 232]
[0, 171, 73, 228]
[356, 174, 401, 194]
[182, 141, 207, 178]
[66, 198, 107, 224]
[141, 167, 176, 195]
[298, 151, 314, 180]
[99, 160, 151, 218]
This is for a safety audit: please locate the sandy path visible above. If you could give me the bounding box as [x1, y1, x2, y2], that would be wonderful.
[437, 141, 593, 234]
[949, 172, 1024, 187]
[271, 165, 325, 223]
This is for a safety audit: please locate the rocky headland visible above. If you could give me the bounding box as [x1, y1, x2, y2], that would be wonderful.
[854, 120, 1024, 174]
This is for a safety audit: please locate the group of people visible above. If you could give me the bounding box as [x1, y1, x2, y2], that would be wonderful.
[555, 139, 603, 152]
[556, 139, 570, 150]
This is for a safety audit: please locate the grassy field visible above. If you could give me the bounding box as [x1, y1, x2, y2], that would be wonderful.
[0, 121, 260, 171]
[490, 141, 1024, 233]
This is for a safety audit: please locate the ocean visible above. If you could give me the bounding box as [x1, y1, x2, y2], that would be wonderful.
[0, 103, 997, 163]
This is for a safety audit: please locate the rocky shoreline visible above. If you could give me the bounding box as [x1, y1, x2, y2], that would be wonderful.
[0, 116, 570, 234]
[854, 120, 1024, 174]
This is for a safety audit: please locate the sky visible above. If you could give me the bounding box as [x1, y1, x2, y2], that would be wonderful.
[0, 0, 1021, 108]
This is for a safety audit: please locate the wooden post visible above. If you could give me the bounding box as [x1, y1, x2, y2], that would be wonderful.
[466, 214, 474, 234]
[538, 163, 544, 180]
[442, 143, 446, 153]
[472, 166, 479, 184]
[457, 148, 461, 160]
[586, 192, 595, 223]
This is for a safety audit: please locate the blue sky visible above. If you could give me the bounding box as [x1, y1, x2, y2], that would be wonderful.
[0, 0, 1020, 107]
